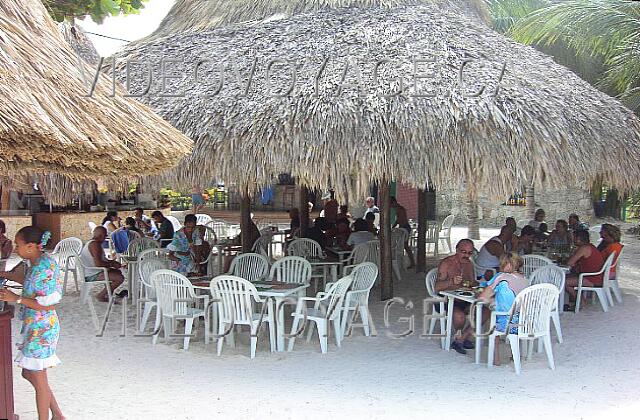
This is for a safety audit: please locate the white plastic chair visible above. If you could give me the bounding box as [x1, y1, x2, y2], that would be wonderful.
[195, 213, 212, 226]
[287, 238, 325, 259]
[88, 221, 97, 235]
[207, 220, 230, 241]
[424, 268, 447, 348]
[391, 228, 409, 281]
[165, 215, 182, 232]
[488, 283, 559, 374]
[75, 256, 112, 304]
[608, 246, 623, 304]
[529, 265, 565, 345]
[210, 275, 275, 358]
[471, 252, 497, 279]
[138, 257, 169, 338]
[269, 256, 312, 285]
[521, 255, 553, 280]
[438, 214, 455, 254]
[288, 275, 354, 354]
[51, 237, 83, 293]
[340, 262, 378, 339]
[344, 240, 380, 275]
[151, 269, 209, 350]
[228, 252, 269, 282]
[516, 219, 529, 229]
[252, 233, 274, 259]
[126, 237, 159, 258]
[575, 251, 615, 313]
[589, 225, 602, 246]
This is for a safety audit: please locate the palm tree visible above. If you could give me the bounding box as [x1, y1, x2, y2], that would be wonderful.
[497, 0, 640, 112]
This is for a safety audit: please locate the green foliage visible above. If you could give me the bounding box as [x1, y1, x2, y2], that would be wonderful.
[486, 0, 550, 33]
[43, 0, 147, 24]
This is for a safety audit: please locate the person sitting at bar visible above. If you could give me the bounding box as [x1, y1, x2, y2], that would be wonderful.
[102, 211, 121, 234]
[478, 253, 528, 365]
[80, 226, 125, 302]
[528, 208, 546, 232]
[435, 239, 476, 355]
[167, 214, 203, 276]
[548, 219, 572, 248]
[475, 226, 512, 278]
[0, 219, 13, 259]
[598, 223, 623, 280]
[151, 211, 174, 247]
[568, 213, 589, 232]
[365, 212, 378, 235]
[564, 230, 605, 311]
[347, 218, 375, 248]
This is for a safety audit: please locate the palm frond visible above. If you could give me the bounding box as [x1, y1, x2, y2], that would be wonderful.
[486, 0, 550, 33]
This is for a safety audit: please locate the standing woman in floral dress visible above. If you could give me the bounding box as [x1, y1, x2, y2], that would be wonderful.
[0, 226, 65, 420]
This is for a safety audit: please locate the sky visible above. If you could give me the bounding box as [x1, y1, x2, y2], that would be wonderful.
[76, 0, 175, 57]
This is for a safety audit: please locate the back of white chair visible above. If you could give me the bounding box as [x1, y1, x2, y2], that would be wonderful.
[349, 262, 378, 304]
[439, 214, 454, 235]
[88, 222, 97, 235]
[391, 228, 408, 258]
[510, 284, 559, 338]
[195, 214, 212, 226]
[165, 215, 182, 232]
[425, 268, 439, 298]
[521, 255, 553, 280]
[323, 276, 354, 321]
[52, 237, 83, 268]
[127, 237, 159, 259]
[210, 275, 262, 324]
[151, 269, 195, 317]
[529, 265, 565, 291]
[139, 258, 169, 299]
[589, 225, 602, 245]
[349, 240, 379, 265]
[228, 253, 269, 282]
[252, 233, 273, 256]
[207, 221, 229, 240]
[269, 256, 312, 284]
[287, 238, 324, 259]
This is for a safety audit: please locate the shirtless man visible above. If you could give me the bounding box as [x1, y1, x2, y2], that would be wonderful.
[80, 226, 124, 302]
[435, 239, 476, 354]
[391, 197, 416, 269]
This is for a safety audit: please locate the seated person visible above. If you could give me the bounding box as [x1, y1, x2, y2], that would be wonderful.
[598, 224, 623, 279]
[102, 211, 121, 234]
[231, 218, 261, 250]
[478, 253, 528, 365]
[334, 217, 352, 250]
[347, 218, 376, 248]
[568, 213, 589, 232]
[338, 205, 352, 222]
[152, 211, 174, 247]
[365, 212, 378, 235]
[0, 219, 13, 259]
[475, 226, 512, 278]
[564, 230, 605, 311]
[286, 208, 301, 238]
[548, 219, 572, 248]
[133, 207, 153, 233]
[124, 217, 142, 235]
[80, 226, 124, 302]
[528, 208, 546, 232]
[535, 223, 549, 243]
[514, 225, 536, 255]
[306, 217, 328, 249]
[435, 239, 477, 355]
[167, 214, 203, 276]
[504, 217, 518, 252]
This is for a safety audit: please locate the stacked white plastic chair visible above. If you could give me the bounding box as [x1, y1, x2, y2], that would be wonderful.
[521, 255, 553, 281]
[340, 262, 378, 339]
[138, 251, 170, 339]
[488, 283, 560, 374]
[575, 251, 615, 313]
[288, 275, 353, 354]
[424, 268, 447, 349]
[227, 252, 269, 282]
[343, 240, 379, 275]
[438, 214, 455, 254]
[529, 265, 565, 345]
[195, 213, 212, 226]
[608, 247, 623, 304]
[151, 269, 209, 350]
[51, 237, 83, 293]
[391, 228, 409, 281]
[210, 275, 275, 358]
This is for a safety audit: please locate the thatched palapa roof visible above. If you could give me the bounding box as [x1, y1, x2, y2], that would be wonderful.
[0, 0, 192, 179]
[117, 1, 640, 197]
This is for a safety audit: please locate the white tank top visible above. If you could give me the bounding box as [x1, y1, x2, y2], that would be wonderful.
[475, 236, 503, 276]
[80, 240, 103, 277]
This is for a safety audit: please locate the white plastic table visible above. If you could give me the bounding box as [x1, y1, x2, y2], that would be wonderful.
[308, 259, 340, 292]
[191, 280, 309, 352]
[440, 289, 487, 364]
[326, 247, 352, 276]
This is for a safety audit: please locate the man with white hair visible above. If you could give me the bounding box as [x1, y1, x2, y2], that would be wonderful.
[364, 196, 380, 214]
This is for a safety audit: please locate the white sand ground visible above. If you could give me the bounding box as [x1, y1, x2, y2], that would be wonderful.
[9, 226, 640, 420]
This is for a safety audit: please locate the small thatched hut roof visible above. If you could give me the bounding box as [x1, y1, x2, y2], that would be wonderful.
[118, 1, 640, 197]
[0, 0, 192, 179]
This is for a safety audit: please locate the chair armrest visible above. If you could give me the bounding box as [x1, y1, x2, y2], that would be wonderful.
[84, 266, 110, 280]
[343, 265, 357, 275]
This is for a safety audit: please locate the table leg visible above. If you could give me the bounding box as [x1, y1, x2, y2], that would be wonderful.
[444, 297, 454, 351]
[475, 302, 483, 364]
[277, 297, 286, 351]
[131, 262, 138, 308]
[331, 265, 338, 284]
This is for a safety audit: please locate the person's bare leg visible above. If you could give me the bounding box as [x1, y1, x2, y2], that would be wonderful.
[26, 369, 53, 420]
[565, 275, 578, 301]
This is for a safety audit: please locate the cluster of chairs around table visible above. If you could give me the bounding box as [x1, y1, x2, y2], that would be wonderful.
[424, 249, 623, 374]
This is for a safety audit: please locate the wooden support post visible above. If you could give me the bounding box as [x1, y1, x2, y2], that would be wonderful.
[0, 306, 18, 420]
[240, 191, 252, 253]
[299, 186, 309, 237]
[416, 187, 428, 273]
[525, 186, 535, 221]
[379, 180, 393, 300]
[467, 191, 480, 240]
